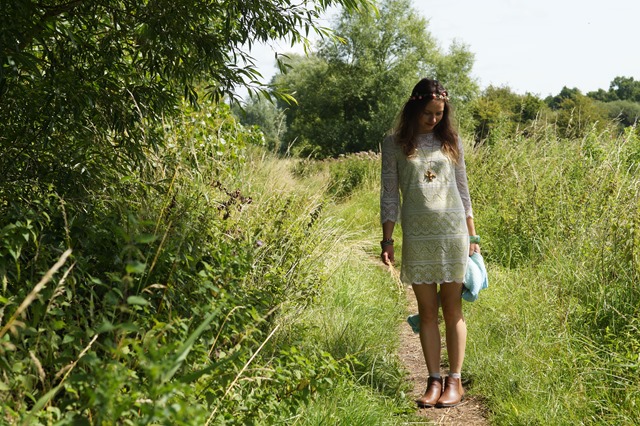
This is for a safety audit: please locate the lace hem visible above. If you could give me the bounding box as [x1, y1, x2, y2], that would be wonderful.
[401, 262, 466, 285]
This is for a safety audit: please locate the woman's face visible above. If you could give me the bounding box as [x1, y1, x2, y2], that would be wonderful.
[417, 100, 445, 133]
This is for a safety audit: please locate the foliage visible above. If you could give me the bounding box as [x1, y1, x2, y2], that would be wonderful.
[469, 80, 639, 145]
[546, 77, 640, 137]
[0, 0, 373, 205]
[273, 0, 478, 158]
[603, 100, 640, 127]
[588, 76, 640, 102]
[232, 95, 288, 153]
[469, 85, 549, 144]
[541, 86, 613, 139]
[464, 123, 640, 424]
[545, 86, 583, 110]
[551, 93, 610, 139]
[0, 103, 368, 424]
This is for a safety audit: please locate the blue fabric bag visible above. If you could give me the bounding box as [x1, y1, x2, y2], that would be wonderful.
[462, 252, 489, 302]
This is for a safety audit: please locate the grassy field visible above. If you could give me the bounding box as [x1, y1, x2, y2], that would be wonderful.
[295, 121, 640, 424]
[2, 99, 639, 424]
[458, 124, 640, 425]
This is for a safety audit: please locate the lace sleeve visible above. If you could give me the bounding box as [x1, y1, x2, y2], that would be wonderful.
[380, 135, 400, 224]
[455, 137, 474, 218]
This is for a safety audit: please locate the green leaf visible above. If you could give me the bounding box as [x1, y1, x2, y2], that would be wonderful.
[179, 350, 240, 384]
[97, 320, 116, 333]
[126, 261, 146, 274]
[135, 234, 157, 244]
[24, 385, 62, 424]
[126, 296, 149, 306]
[161, 308, 220, 384]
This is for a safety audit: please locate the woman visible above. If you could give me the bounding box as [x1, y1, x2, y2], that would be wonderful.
[380, 78, 480, 408]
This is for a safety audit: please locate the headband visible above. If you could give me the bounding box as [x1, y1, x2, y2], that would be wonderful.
[409, 90, 449, 102]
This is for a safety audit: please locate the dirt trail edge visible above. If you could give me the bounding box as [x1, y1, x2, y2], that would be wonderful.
[399, 285, 489, 425]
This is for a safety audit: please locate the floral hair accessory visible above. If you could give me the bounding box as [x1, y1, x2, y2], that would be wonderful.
[409, 90, 449, 102]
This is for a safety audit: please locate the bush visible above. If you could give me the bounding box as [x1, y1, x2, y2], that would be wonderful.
[326, 152, 380, 201]
[0, 102, 349, 424]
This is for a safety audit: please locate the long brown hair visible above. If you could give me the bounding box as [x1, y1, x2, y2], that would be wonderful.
[394, 78, 459, 162]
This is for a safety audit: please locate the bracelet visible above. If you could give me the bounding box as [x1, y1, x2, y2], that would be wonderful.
[380, 238, 394, 248]
[469, 235, 481, 244]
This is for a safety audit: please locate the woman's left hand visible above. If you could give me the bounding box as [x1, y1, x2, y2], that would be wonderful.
[469, 243, 480, 256]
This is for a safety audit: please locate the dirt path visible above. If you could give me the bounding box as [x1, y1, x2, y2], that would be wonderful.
[399, 285, 489, 425]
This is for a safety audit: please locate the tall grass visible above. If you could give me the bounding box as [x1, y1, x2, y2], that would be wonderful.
[305, 123, 640, 424]
[0, 104, 415, 424]
[5, 96, 636, 424]
[275, 152, 418, 424]
[464, 123, 640, 424]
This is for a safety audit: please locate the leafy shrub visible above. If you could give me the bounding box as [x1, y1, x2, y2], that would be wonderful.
[0, 102, 350, 424]
[326, 152, 379, 201]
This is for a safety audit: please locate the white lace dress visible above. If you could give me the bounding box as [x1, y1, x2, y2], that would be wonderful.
[380, 133, 473, 284]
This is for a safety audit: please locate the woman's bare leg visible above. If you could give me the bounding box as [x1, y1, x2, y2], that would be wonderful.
[412, 283, 441, 375]
[439, 282, 466, 373]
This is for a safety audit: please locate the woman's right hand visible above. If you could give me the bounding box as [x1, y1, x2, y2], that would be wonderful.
[381, 245, 395, 265]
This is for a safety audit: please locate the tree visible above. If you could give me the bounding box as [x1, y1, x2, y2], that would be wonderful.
[587, 76, 640, 103]
[545, 86, 583, 110]
[469, 86, 548, 143]
[609, 76, 640, 102]
[0, 0, 373, 202]
[553, 93, 608, 139]
[587, 88, 616, 102]
[233, 97, 288, 152]
[274, 0, 478, 157]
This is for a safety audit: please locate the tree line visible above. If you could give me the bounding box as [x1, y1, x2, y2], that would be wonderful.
[236, 0, 640, 156]
[471, 79, 640, 143]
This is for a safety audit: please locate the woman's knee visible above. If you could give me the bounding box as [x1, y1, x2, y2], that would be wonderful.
[419, 309, 439, 325]
[441, 307, 464, 326]
[440, 285, 464, 324]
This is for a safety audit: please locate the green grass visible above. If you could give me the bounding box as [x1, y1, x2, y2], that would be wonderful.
[4, 98, 639, 424]
[275, 161, 416, 422]
[296, 380, 412, 426]
[228, 119, 640, 425]
[309, 124, 640, 424]
[289, 243, 417, 424]
[464, 265, 589, 424]
[461, 124, 640, 424]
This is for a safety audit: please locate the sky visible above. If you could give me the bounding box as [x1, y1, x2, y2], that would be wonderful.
[245, 0, 640, 98]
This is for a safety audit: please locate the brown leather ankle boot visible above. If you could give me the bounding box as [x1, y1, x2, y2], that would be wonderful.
[436, 376, 464, 407]
[415, 376, 443, 408]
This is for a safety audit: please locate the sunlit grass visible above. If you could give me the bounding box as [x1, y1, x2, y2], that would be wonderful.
[462, 124, 640, 424]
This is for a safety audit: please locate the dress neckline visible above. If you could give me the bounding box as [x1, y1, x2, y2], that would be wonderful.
[416, 133, 439, 147]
